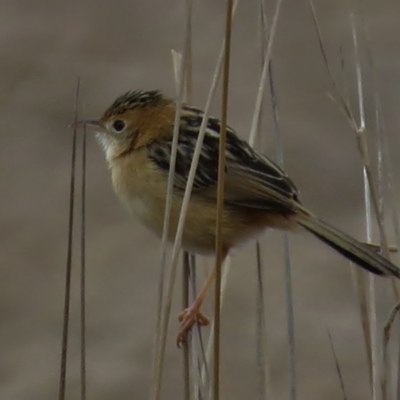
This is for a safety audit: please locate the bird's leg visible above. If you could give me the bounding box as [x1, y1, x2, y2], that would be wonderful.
[176, 250, 227, 347]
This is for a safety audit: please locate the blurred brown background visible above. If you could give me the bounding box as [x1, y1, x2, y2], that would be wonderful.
[1, 1, 400, 399]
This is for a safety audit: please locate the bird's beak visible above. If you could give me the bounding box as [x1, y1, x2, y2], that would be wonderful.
[73, 119, 101, 128]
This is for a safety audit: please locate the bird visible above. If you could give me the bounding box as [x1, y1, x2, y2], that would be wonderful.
[83, 89, 400, 346]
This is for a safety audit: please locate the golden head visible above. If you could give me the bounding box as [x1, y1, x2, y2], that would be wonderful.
[84, 90, 175, 160]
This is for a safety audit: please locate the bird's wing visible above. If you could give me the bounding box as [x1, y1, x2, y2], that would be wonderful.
[148, 106, 300, 213]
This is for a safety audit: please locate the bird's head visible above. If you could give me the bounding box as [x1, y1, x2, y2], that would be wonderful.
[81, 90, 174, 160]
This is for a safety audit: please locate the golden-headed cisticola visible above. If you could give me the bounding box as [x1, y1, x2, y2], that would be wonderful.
[83, 90, 400, 345]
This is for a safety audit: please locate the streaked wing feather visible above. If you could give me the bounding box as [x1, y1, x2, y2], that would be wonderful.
[224, 170, 298, 212]
[148, 105, 300, 213]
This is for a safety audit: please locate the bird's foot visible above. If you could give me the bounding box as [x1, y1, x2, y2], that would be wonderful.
[176, 306, 209, 347]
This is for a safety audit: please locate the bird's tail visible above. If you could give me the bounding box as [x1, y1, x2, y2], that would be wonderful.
[296, 214, 400, 278]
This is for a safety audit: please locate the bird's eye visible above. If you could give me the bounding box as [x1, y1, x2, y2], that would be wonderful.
[112, 119, 126, 132]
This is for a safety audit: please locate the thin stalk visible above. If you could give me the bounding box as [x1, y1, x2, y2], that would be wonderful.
[182, 252, 191, 400]
[282, 235, 295, 400]
[188, 256, 206, 400]
[214, 1, 233, 398]
[152, 4, 239, 398]
[359, 11, 400, 397]
[252, 2, 276, 399]
[379, 110, 400, 300]
[171, 46, 192, 400]
[311, 4, 400, 398]
[255, 241, 270, 400]
[184, 4, 193, 105]
[376, 106, 400, 399]
[59, 78, 80, 400]
[364, 173, 378, 400]
[351, 13, 378, 400]
[327, 330, 349, 400]
[267, 35, 297, 400]
[352, 267, 373, 386]
[383, 302, 400, 400]
[80, 122, 87, 400]
[378, 109, 400, 252]
[308, 0, 357, 129]
[201, 257, 232, 398]
[151, 1, 192, 398]
[190, 254, 211, 400]
[183, 8, 193, 393]
[248, 0, 283, 145]
[309, 0, 373, 386]
[359, 0, 399, 297]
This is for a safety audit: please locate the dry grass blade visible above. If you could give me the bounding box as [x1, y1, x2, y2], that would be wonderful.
[377, 110, 400, 252]
[373, 100, 400, 400]
[247, 2, 278, 398]
[248, 0, 283, 146]
[282, 236, 296, 400]
[80, 123, 87, 400]
[363, 173, 378, 400]
[351, 13, 380, 400]
[213, 1, 234, 398]
[351, 13, 366, 132]
[201, 257, 232, 399]
[152, 3, 240, 399]
[309, 3, 390, 394]
[350, 11, 400, 400]
[364, 243, 398, 253]
[382, 302, 400, 399]
[351, 267, 373, 387]
[254, 3, 272, 399]
[257, 0, 297, 396]
[350, 12, 386, 253]
[397, 337, 400, 400]
[190, 257, 210, 400]
[193, 8, 240, 393]
[266, 30, 297, 400]
[183, 1, 193, 104]
[376, 106, 400, 397]
[187, 256, 208, 400]
[255, 241, 271, 400]
[181, 7, 193, 392]
[171, 50, 183, 88]
[359, 4, 400, 302]
[172, 14, 194, 397]
[350, 12, 392, 267]
[376, 115, 395, 398]
[377, 110, 400, 301]
[308, 0, 357, 130]
[151, 1, 192, 398]
[182, 252, 191, 400]
[59, 78, 80, 400]
[327, 330, 348, 400]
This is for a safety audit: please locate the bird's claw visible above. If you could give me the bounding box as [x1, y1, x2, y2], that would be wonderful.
[176, 307, 209, 347]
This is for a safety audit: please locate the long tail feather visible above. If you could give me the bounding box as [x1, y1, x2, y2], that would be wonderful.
[297, 215, 400, 278]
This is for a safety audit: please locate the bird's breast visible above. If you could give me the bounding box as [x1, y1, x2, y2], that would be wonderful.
[114, 179, 165, 235]
[109, 150, 167, 234]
